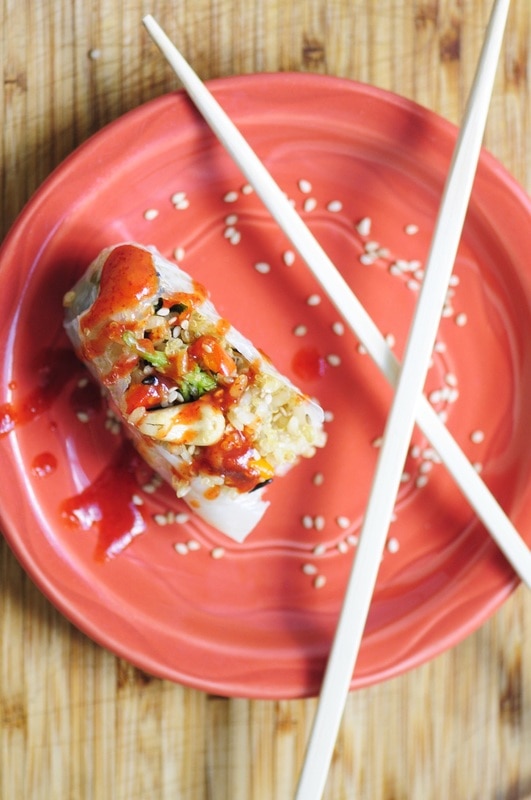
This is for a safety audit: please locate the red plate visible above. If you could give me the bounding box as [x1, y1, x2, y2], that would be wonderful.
[1, 74, 530, 698]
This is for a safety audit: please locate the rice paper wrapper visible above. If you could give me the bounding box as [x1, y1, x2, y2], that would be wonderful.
[64, 242, 326, 542]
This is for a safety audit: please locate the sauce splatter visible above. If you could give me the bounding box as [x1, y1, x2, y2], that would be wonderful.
[60, 441, 150, 562]
[292, 346, 327, 382]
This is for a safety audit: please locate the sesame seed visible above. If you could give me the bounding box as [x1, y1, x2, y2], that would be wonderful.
[241, 183, 253, 194]
[302, 563, 318, 575]
[175, 512, 190, 524]
[372, 436, 383, 448]
[323, 410, 334, 422]
[307, 294, 321, 306]
[445, 372, 458, 387]
[303, 197, 317, 212]
[336, 515, 351, 529]
[282, 250, 295, 266]
[415, 475, 429, 489]
[132, 494, 144, 506]
[449, 274, 460, 287]
[156, 306, 170, 316]
[359, 253, 376, 266]
[88, 48, 101, 60]
[313, 543, 326, 556]
[174, 199, 190, 210]
[229, 231, 241, 245]
[387, 537, 400, 553]
[76, 411, 90, 423]
[224, 226, 236, 238]
[298, 179, 312, 193]
[143, 208, 159, 220]
[470, 429, 485, 444]
[419, 461, 433, 474]
[225, 213, 238, 225]
[312, 472, 324, 486]
[302, 514, 314, 529]
[174, 246, 185, 261]
[187, 540, 201, 551]
[313, 575, 327, 589]
[174, 542, 189, 555]
[347, 534, 358, 546]
[407, 279, 420, 291]
[455, 312, 468, 327]
[410, 444, 421, 458]
[223, 191, 239, 203]
[314, 515, 325, 531]
[400, 471, 411, 483]
[327, 200, 343, 213]
[434, 341, 446, 353]
[142, 483, 156, 494]
[429, 389, 442, 404]
[326, 354, 341, 367]
[332, 321, 345, 335]
[473, 462, 483, 473]
[356, 217, 372, 236]
[254, 261, 270, 274]
[171, 191, 187, 204]
[293, 324, 307, 336]
[404, 223, 419, 235]
[337, 541, 349, 554]
[357, 344, 367, 355]
[211, 547, 225, 559]
[154, 513, 168, 526]
[389, 264, 403, 277]
[385, 333, 396, 348]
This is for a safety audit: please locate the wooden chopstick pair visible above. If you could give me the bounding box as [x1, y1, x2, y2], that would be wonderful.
[144, 4, 521, 798]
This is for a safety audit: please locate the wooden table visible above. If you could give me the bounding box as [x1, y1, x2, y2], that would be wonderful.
[1, 2, 530, 798]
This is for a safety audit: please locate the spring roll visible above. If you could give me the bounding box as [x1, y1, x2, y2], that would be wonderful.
[63, 243, 326, 542]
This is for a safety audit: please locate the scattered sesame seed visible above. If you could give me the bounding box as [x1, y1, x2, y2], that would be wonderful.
[332, 321, 345, 335]
[455, 312, 468, 327]
[229, 230, 241, 245]
[174, 246, 185, 261]
[387, 537, 400, 553]
[347, 534, 358, 546]
[404, 223, 419, 235]
[254, 261, 270, 274]
[313, 575, 327, 589]
[223, 191, 239, 203]
[314, 515, 325, 531]
[357, 343, 367, 355]
[225, 213, 238, 225]
[407, 279, 420, 291]
[302, 515, 314, 530]
[359, 253, 376, 266]
[307, 294, 321, 306]
[211, 547, 225, 559]
[171, 191, 187, 204]
[282, 250, 296, 266]
[313, 543, 326, 556]
[303, 197, 317, 212]
[400, 471, 411, 483]
[326, 354, 341, 367]
[372, 436, 383, 448]
[473, 462, 483, 473]
[302, 563, 318, 575]
[385, 333, 396, 348]
[298, 179, 312, 193]
[410, 445, 421, 459]
[132, 494, 144, 506]
[175, 512, 190, 524]
[356, 216, 372, 236]
[429, 389, 443, 404]
[449, 274, 460, 287]
[470, 429, 485, 444]
[337, 541, 349, 554]
[336, 516, 350, 529]
[88, 48, 101, 60]
[174, 542, 189, 555]
[323, 410, 334, 423]
[312, 472, 324, 486]
[187, 540, 201, 551]
[419, 461, 433, 474]
[142, 483, 156, 494]
[415, 475, 429, 489]
[389, 263, 403, 277]
[154, 513, 168, 526]
[156, 306, 170, 317]
[241, 183, 253, 195]
[434, 341, 446, 353]
[143, 208, 159, 220]
[442, 305, 454, 318]
[293, 324, 307, 336]
[76, 411, 90, 423]
[327, 200, 343, 213]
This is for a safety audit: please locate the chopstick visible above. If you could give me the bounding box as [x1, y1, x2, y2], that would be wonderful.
[142, 11, 531, 592]
[294, 0, 513, 797]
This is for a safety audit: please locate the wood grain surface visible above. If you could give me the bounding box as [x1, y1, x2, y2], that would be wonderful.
[1, 2, 530, 798]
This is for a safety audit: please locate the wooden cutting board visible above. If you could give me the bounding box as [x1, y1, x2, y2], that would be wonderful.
[1, 1, 530, 798]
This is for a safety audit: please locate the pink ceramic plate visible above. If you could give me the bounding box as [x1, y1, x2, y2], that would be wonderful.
[1, 74, 530, 698]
